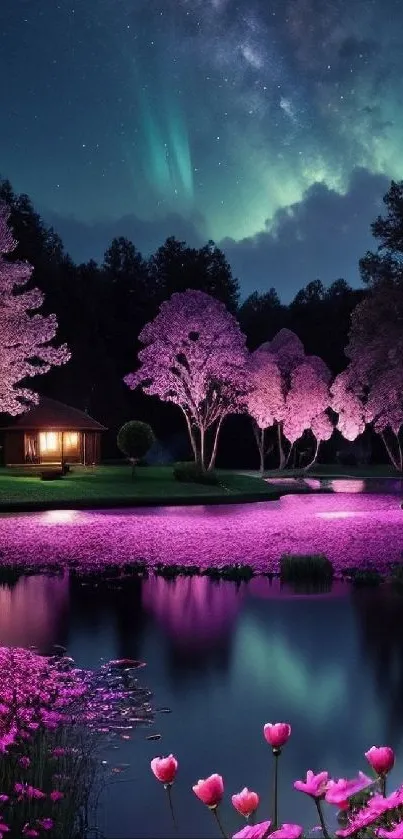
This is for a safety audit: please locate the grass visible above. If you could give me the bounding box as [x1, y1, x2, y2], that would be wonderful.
[0, 462, 399, 512]
[0, 464, 279, 511]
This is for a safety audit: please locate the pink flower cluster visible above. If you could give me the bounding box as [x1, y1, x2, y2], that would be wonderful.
[0, 646, 154, 837]
[150, 723, 403, 839]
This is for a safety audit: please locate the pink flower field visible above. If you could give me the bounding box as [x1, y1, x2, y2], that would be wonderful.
[0, 491, 401, 574]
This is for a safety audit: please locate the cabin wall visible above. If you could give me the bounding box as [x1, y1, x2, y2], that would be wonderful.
[83, 432, 101, 465]
[4, 433, 25, 465]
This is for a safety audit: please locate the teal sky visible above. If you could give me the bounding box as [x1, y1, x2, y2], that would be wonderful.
[1, 0, 401, 297]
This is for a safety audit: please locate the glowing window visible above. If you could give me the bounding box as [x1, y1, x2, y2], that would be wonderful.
[64, 432, 79, 448]
[39, 432, 59, 453]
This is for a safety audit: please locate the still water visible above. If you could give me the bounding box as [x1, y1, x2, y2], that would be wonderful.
[1, 570, 403, 837]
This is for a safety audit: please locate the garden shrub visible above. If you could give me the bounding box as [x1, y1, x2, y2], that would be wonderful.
[173, 461, 219, 485]
[117, 421, 155, 475]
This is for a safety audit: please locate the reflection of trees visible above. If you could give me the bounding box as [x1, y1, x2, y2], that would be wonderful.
[352, 586, 403, 742]
[0, 573, 70, 653]
[69, 573, 146, 659]
[142, 575, 243, 681]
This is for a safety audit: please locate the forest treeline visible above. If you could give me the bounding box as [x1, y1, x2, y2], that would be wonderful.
[1, 175, 400, 467]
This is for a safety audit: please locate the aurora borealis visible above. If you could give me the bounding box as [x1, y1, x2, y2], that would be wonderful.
[2, 0, 402, 296]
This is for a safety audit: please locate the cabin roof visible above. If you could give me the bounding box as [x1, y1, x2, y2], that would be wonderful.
[1, 397, 107, 431]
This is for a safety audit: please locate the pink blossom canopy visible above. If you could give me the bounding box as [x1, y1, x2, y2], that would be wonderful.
[0, 204, 70, 415]
[124, 289, 247, 431]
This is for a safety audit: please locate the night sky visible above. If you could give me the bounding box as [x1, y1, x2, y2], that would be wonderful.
[2, 0, 401, 298]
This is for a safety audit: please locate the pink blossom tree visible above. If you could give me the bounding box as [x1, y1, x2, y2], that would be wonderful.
[124, 290, 248, 471]
[245, 347, 284, 472]
[258, 329, 333, 468]
[283, 359, 333, 467]
[0, 204, 70, 414]
[330, 369, 367, 443]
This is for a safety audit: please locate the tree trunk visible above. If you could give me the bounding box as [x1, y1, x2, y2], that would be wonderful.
[285, 441, 294, 468]
[303, 437, 320, 471]
[200, 426, 206, 471]
[394, 431, 403, 472]
[259, 428, 265, 474]
[252, 422, 265, 474]
[180, 407, 199, 463]
[276, 423, 286, 470]
[381, 431, 402, 472]
[207, 417, 224, 472]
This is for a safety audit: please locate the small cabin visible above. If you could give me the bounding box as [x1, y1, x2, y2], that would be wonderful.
[1, 397, 106, 467]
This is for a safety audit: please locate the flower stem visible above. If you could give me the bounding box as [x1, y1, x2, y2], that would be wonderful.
[165, 784, 178, 832]
[212, 806, 228, 839]
[272, 748, 280, 830]
[315, 798, 330, 839]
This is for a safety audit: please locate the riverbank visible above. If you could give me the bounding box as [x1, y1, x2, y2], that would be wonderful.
[0, 465, 280, 512]
[0, 463, 398, 512]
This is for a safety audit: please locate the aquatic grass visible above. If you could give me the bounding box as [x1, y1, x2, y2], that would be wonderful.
[280, 554, 334, 585]
[349, 568, 383, 586]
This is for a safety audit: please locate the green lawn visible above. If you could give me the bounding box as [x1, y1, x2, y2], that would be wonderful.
[0, 465, 277, 510]
[0, 463, 397, 512]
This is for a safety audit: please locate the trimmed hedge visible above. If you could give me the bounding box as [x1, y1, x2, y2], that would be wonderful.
[173, 462, 219, 485]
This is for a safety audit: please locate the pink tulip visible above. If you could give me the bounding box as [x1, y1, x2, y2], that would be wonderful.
[294, 770, 329, 799]
[263, 723, 291, 749]
[269, 826, 304, 839]
[325, 771, 373, 806]
[150, 755, 178, 785]
[233, 821, 271, 839]
[365, 746, 395, 776]
[193, 774, 224, 808]
[232, 788, 260, 818]
[377, 828, 403, 839]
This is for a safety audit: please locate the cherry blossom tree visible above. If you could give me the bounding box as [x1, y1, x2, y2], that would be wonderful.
[124, 290, 248, 471]
[258, 329, 333, 468]
[0, 204, 70, 415]
[330, 369, 367, 442]
[283, 359, 333, 467]
[245, 347, 284, 472]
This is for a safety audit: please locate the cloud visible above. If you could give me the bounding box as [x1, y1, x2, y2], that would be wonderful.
[221, 168, 390, 301]
[42, 169, 390, 304]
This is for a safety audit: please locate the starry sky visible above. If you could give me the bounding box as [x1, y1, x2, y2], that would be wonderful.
[1, 0, 402, 299]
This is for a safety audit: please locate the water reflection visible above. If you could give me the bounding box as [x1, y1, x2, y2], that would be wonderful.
[0, 571, 401, 837]
[0, 572, 69, 652]
[143, 575, 243, 680]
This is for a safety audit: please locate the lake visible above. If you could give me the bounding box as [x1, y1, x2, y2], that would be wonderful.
[0, 485, 402, 836]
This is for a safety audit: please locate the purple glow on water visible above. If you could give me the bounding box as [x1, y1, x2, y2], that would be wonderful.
[330, 479, 365, 493]
[0, 492, 402, 573]
[142, 575, 243, 649]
